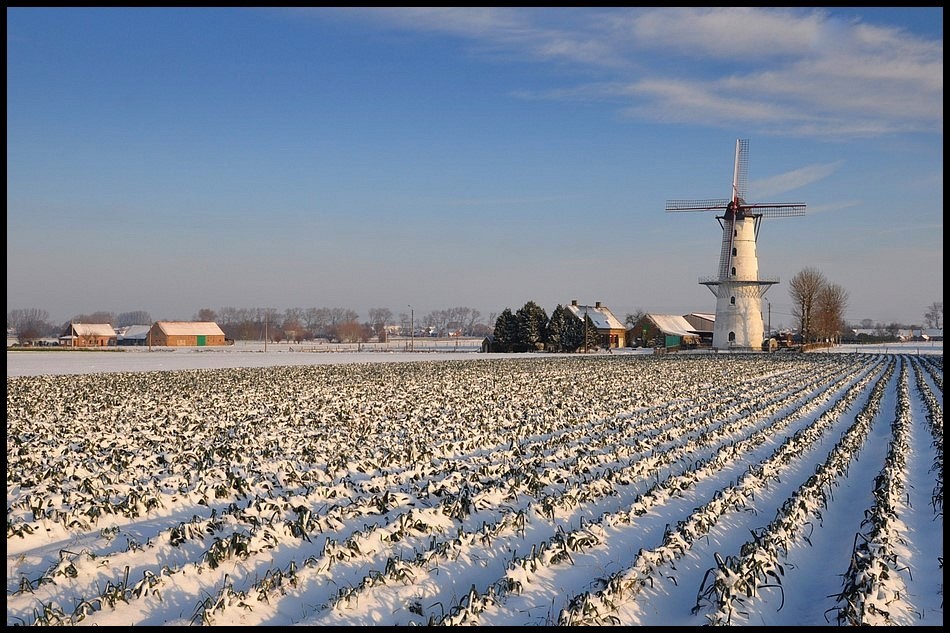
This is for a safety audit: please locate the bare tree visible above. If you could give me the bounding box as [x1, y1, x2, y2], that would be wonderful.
[283, 307, 305, 325]
[304, 308, 331, 337]
[253, 308, 281, 341]
[397, 312, 410, 336]
[788, 267, 826, 343]
[7, 308, 53, 342]
[624, 309, 647, 329]
[194, 308, 217, 322]
[813, 283, 849, 343]
[431, 309, 451, 335]
[71, 311, 116, 325]
[334, 320, 366, 343]
[368, 307, 393, 339]
[116, 311, 152, 327]
[923, 301, 943, 329]
[464, 308, 482, 335]
[280, 310, 305, 342]
[217, 306, 238, 326]
[328, 308, 359, 326]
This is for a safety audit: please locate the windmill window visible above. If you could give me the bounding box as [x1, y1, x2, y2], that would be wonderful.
[732, 247, 737, 256]
[728, 331, 736, 342]
[730, 296, 735, 305]
[734, 229, 737, 236]
[731, 267, 736, 276]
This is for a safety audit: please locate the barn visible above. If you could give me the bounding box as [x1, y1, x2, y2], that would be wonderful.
[147, 321, 227, 346]
[116, 324, 152, 346]
[59, 323, 116, 347]
[632, 314, 701, 350]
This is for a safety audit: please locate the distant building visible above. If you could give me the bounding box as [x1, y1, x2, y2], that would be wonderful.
[909, 328, 943, 342]
[566, 300, 627, 348]
[116, 324, 152, 346]
[683, 312, 715, 347]
[60, 323, 116, 347]
[147, 321, 227, 346]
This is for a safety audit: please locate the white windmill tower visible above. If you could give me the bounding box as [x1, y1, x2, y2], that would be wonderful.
[665, 139, 805, 350]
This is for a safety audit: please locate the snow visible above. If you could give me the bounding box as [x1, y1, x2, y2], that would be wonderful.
[6, 343, 943, 626]
[7, 341, 941, 378]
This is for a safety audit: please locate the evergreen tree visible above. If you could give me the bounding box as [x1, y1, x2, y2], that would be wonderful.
[583, 313, 600, 351]
[516, 300, 549, 352]
[547, 305, 568, 352]
[492, 308, 519, 352]
[562, 309, 585, 352]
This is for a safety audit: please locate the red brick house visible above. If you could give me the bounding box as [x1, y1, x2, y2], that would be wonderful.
[60, 323, 116, 347]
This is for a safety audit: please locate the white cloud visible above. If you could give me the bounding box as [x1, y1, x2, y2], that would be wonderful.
[751, 161, 843, 198]
[343, 7, 942, 139]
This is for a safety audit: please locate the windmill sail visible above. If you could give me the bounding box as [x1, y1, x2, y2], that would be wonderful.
[718, 140, 743, 277]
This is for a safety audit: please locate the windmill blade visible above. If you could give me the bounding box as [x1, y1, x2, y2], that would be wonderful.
[666, 198, 730, 212]
[733, 139, 749, 202]
[743, 203, 806, 218]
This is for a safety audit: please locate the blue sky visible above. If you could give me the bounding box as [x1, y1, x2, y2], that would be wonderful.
[7, 7, 943, 328]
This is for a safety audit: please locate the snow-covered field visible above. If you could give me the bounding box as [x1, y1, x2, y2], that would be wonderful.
[5, 340, 941, 378]
[6, 346, 943, 626]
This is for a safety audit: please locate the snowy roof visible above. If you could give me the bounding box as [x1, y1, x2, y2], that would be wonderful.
[154, 321, 225, 336]
[687, 312, 716, 321]
[646, 314, 698, 338]
[565, 304, 626, 330]
[117, 325, 152, 339]
[70, 323, 116, 337]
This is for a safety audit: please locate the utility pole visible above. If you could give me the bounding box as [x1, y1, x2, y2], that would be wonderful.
[584, 305, 589, 354]
[408, 305, 414, 351]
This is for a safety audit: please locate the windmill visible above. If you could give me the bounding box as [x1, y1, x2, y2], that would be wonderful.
[666, 139, 805, 350]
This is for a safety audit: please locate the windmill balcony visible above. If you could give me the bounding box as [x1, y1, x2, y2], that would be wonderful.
[699, 275, 779, 285]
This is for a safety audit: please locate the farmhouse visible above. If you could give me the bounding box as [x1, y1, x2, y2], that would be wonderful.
[147, 321, 227, 346]
[60, 323, 116, 347]
[566, 300, 627, 349]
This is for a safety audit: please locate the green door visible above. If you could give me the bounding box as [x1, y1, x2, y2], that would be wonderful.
[196, 335, 206, 346]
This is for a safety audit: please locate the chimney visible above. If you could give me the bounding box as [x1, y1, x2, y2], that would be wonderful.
[595, 301, 602, 309]
[571, 300, 578, 306]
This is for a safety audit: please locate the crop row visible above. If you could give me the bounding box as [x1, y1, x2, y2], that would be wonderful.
[6, 353, 942, 626]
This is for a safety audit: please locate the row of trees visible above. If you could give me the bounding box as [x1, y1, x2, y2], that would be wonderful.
[7, 286, 942, 346]
[4, 306, 494, 345]
[490, 301, 601, 353]
[202, 306, 493, 343]
[787, 269, 941, 344]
